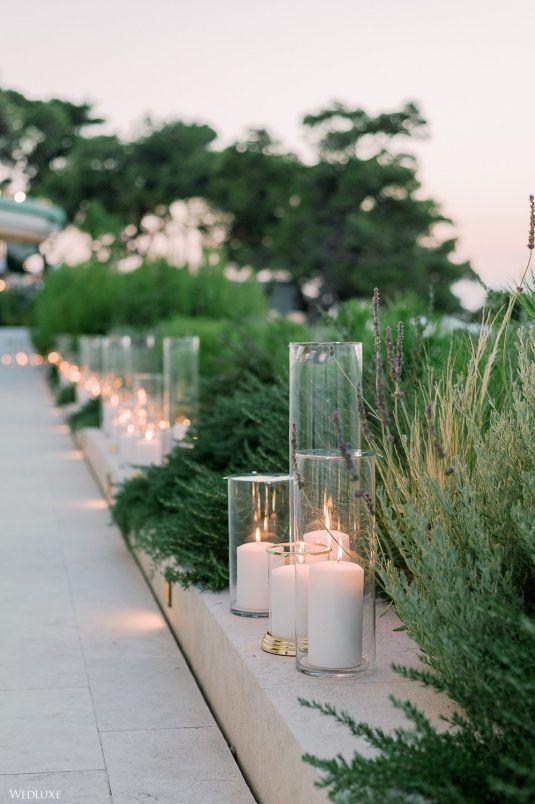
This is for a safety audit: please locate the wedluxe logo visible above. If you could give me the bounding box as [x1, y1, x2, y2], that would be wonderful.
[9, 791, 61, 800]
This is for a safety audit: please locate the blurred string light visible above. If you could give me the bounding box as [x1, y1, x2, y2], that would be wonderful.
[0, 352, 44, 367]
[14, 191, 26, 203]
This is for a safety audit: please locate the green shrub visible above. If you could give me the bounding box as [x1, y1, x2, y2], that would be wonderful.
[30, 258, 268, 353]
[0, 290, 33, 326]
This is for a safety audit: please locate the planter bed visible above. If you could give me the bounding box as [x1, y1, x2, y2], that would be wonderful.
[78, 426, 452, 804]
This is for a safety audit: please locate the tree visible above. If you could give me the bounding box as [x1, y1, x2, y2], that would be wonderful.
[0, 89, 101, 190]
[0, 88, 474, 311]
[38, 120, 218, 234]
[207, 129, 303, 268]
[267, 102, 474, 312]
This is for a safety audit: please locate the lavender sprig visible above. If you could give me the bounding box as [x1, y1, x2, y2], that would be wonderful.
[528, 194, 534, 251]
[333, 411, 375, 516]
[333, 411, 358, 483]
[291, 423, 304, 489]
[396, 321, 404, 383]
[385, 326, 397, 383]
[424, 402, 455, 475]
[372, 288, 390, 431]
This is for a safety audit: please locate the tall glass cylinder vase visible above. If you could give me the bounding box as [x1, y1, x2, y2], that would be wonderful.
[56, 334, 78, 387]
[294, 450, 376, 677]
[163, 336, 199, 450]
[289, 341, 375, 677]
[77, 336, 103, 404]
[101, 336, 133, 441]
[131, 334, 160, 375]
[228, 474, 291, 617]
[289, 342, 362, 457]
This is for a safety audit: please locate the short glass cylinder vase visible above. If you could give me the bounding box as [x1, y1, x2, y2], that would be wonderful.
[294, 450, 376, 678]
[163, 336, 199, 447]
[289, 342, 362, 458]
[77, 335, 103, 404]
[262, 543, 297, 655]
[228, 474, 291, 617]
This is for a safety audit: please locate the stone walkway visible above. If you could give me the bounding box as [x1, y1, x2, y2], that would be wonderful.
[0, 329, 253, 804]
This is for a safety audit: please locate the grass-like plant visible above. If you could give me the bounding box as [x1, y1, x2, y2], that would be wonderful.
[301, 200, 535, 802]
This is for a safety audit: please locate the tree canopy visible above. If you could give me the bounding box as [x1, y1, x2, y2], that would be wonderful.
[0, 88, 475, 311]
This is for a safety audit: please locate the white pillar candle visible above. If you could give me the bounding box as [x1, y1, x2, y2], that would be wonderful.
[173, 419, 190, 441]
[295, 561, 311, 635]
[307, 558, 364, 669]
[270, 564, 295, 640]
[108, 417, 122, 453]
[119, 426, 138, 466]
[136, 431, 162, 466]
[303, 528, 350, 561]
[103, 395, 119, 438]
[159, 425, 172, 456]
[236, 528, 272, 612]
[303, 508, 350, 561]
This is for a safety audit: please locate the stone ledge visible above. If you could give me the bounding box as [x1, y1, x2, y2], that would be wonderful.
[78, 427, 451, 804]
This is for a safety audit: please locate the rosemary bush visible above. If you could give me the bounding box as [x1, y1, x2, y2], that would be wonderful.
[113, 373, 290, 589]
[55, 383, 76, 406]
[68, 397, 101, 431]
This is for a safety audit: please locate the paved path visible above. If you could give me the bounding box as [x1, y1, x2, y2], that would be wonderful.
[0, 329, 253, 804]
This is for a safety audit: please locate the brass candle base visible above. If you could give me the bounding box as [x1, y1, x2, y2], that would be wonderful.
[261, 631, 296, 657]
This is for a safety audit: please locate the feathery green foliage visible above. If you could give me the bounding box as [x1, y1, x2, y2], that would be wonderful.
[55, 383, 76, 406]
[113, 372, 289, 589]
[302, 297, 535, 802]
[68, 397, 101, 431]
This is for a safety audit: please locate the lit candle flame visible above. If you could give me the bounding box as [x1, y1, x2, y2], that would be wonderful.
[255, 526, 261, 543]
[325, 507, 332, 548]
[263, 515, 268, 532]
[337, 543, 343, 562]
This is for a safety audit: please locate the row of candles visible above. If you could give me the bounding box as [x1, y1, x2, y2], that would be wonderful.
[56, 336, 374, 678]
[234, 497, 365, 671]
[228, 460, 375, 677]
[54, 334, 199, 469]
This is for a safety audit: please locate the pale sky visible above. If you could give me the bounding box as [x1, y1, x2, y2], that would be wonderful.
[2, 0, 534, 297]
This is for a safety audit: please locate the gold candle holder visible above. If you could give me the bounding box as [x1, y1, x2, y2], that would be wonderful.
[261, 631, 295, 657]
